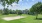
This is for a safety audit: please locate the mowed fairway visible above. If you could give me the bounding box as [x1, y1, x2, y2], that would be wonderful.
[0, 14, 42, 23]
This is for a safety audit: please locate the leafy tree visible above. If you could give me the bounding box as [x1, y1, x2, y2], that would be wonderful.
[0, 9, 2, 14]
[9, 9, 13, 14]
[12, 10, 16, 14]
[30, 2, 42, 19]
[9, 9, 15, 14]
[0, 0, 19, 11]
[3, 8, 9, 15]
[0, 0, 19, 15]
[24, 9, 29, 14]
[0, 0, 19, 6]
[15, 10, 22, 15]
[18, 10, 22, 15]
[22, 9, 29, 14]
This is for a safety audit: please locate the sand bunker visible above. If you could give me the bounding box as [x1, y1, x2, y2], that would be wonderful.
[2, 16, 25, 21]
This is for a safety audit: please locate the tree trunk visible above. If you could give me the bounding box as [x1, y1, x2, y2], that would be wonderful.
[36, 14, 38, 19]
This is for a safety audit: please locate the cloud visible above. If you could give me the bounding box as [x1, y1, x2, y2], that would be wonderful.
[4, 3, 19, 8]
[11, 3, 20, 7]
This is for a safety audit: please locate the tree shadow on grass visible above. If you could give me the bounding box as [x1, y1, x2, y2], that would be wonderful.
[35, 18, 42, 20]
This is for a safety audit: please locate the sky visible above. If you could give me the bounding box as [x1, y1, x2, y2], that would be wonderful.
[0, 0, 42, 10]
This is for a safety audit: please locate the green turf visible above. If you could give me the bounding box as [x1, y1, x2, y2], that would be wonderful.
[0, 14, 42, 23]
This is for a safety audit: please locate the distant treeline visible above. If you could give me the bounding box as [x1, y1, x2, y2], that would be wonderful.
[0, 2, 42, 15]
[0, 8, 30, 15]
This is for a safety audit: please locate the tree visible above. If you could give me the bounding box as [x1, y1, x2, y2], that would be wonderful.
[22, 9, 29, 14]
[15, 10, 22, 15]
[9, 9, 15, 14]
[30, 2, 42, 19]
[24, 9, 29, 14]
[12, 10, 16, 14]
[0, 0, 19, 8]
[0, 0, 19, 6]
[0, 9, 2, 14]
[3, 8, 9, 15]
[17, 10, 22, 15]
[0, 0, 19, 15]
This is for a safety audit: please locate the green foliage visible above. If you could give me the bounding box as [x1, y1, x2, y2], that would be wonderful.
[30, 2, 42, 19]
[30, 2, 42, 14]
[0, 9, 2, 14]
[9, 9, 16, 14]
[0, 0, 19, 6]
[22, 9, 29, 14]
[15, 10, 22, 15]
[9, 9, 13, 14]
[3, 8, 9, 15]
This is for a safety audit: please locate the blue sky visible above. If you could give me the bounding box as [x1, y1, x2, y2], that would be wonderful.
[0, 0, 42, 10]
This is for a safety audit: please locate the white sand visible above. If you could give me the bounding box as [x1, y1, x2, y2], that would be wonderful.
[2, 16, 25, 21]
